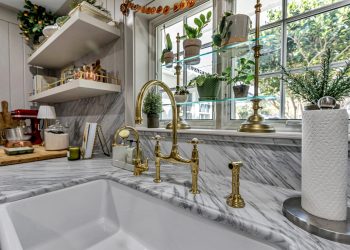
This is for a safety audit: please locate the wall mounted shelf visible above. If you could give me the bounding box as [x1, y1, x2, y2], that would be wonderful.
[27, 11, 120, 69]
[28, 79, 121, 103]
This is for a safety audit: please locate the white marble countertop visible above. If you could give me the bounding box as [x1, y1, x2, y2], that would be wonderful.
[0, 157, 348, 250]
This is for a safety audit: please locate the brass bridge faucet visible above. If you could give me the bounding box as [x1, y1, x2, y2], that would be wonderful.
[135, 80, 201, 194]
[113, 126, 148, 176]
[226, 162, 245, 208]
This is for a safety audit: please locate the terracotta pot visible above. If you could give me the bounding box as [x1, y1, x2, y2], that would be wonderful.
[147, 114, 160, 128]
[183, 38, 202, 65]
[163, 51, 174, 68]
[233, 84, 250, 98]
[222, 14, 251, 46]
[174, 94, 188, 103]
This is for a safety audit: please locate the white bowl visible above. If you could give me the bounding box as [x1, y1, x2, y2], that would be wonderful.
[42, 24, 59, 38]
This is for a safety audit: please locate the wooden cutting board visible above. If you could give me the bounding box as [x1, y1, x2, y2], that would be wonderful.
[0, 146, 67, 166]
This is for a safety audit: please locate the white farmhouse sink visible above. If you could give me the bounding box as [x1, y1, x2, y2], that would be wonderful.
[0, 180, 276, 250]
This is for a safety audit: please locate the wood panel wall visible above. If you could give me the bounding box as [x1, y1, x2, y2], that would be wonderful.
[0, 6, 32, 111]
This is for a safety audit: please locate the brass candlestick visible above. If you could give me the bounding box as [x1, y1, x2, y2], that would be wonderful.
[239, 0, 275, 133]
[166, 33, 191, 130]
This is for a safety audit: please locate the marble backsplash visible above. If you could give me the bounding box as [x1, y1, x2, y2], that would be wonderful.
[55, 92, 124, 148]
[137, 130, 350, 194]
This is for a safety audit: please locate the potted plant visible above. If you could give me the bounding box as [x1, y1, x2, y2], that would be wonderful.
[213, 12, 251, 48]
[282, 49, 350, 110]
[161, 33, 174, 68]
[174, 85, 189, 103]
[143, 91, 163, 128]
[188, 73, 222, 101]
[224, 58, 254, 98]
[183, 11, 212, 65]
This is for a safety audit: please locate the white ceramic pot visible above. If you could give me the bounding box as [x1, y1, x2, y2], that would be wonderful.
[183, 38, 202, 65]
[42, 24, 59, 38]
[223, 14, 251, 46]
[163, 51, 174, 68]
[44, 132, 69, 151]
[174, 94, 188, 103]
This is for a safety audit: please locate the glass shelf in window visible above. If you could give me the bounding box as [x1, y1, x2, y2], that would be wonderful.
[162, 95, 276, 106]
[161, 35, 276, 67]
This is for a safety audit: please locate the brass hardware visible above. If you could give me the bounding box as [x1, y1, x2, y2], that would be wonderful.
[226, 161, 245, 208]
[166, 33, 191, 130]
[238, 0, 275, 133]
[113, 126, 148, 176]
[135, 80, 200, 194]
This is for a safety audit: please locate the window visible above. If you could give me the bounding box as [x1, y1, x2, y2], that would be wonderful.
[156, 2, 214, 122]
[155, 0, 350, 126]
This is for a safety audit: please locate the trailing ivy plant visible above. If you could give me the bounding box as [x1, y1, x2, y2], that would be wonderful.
[143, 91, 163, 115]
[212, 12, 233, 48]
[161, 33, 173, 63]
[222, 58, 255, 86]
[17, 0, 56, 46]
[188, 73, 223, 87]
[183, 11, 212, 39]
[282, 48, 350, 104]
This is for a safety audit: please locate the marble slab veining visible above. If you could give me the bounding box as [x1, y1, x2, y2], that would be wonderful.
[0, 157, 348, 250]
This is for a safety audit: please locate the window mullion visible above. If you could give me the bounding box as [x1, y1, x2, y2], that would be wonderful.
[280, 0, 288, 119]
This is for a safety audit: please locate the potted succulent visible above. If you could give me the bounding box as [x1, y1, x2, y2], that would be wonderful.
[161, 33, 174, 68]
[282, 49, 350, 110]
[183, 11, 212, 65]
[143, 91, 163, 128]
[213, 12, 251, 48]
[188, 73, 222, 101]
[224, 58, 254, 98]
[174, 85, 189, 103]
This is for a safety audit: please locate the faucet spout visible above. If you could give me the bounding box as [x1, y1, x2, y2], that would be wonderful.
[135, 80, 178, 146]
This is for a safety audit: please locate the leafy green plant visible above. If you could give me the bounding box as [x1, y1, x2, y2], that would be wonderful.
[282, 48, 350, 104]
[17, 0, 56, 45]
[161, 33, 173, 63]
[184, 11, 212, 39]
[70, 0, 110, 15]
[212, 12, 233, 47]
[143, 91, 163, 115]
[223, 58, 255, 86]
[175, 86, 189, 95]
[188, 73, 222, 87]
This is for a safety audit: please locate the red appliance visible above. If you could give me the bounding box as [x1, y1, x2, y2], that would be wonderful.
[11, 109, 42, 145]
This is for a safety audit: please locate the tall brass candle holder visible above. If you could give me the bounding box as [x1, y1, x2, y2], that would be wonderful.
[238, 0, 275, 133]
[166, 33, 191, 130]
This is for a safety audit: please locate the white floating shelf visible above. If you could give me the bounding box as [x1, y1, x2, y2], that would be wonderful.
[29, 79, 121, 103]
[27, 11, 120, 69]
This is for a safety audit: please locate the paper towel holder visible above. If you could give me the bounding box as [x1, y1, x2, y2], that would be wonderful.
[282, 197, 350, 245]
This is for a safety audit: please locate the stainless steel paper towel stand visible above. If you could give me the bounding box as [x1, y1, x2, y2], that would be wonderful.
[283, 197, 350, 245]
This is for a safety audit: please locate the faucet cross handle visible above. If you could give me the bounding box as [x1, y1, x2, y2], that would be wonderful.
[152, 135, 165, 142]
[187, 138, 204, 145]
[226, 161, 245, 208]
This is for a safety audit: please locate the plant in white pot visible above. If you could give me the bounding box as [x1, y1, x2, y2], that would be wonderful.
[143, 91, 163, 128]
[213, 12, 251, 48]
[174, 86, 190, 103]
[223, 58, 254, 98]
[282, 48, 350, 110]
[183, 11, 212, 65]
[161, 33, 174, 68]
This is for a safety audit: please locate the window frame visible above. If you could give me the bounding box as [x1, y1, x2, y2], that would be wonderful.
[151, 0, 350, 130]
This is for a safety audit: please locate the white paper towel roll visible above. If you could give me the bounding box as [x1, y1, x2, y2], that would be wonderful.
[302, 109, 348, 221]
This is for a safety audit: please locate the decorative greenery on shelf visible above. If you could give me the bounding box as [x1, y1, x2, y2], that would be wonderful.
[212, 12, 233, 47]
[175, 86, 189, 95]
[70, 0, 110, 15]
[282, 48, 350, 104]
[183, 11, 212, 39]
[17, 0, 56, 46]
[143, 91, 163, 115]
[161, 33, 173, 63]
[222, 58, 255, 86]
[188, 73, 222, 87]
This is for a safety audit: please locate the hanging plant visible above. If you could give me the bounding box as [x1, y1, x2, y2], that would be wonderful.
[17, 0, 56, 47]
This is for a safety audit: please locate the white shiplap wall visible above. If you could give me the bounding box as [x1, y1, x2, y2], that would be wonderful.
[0, 5, 32, 110]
